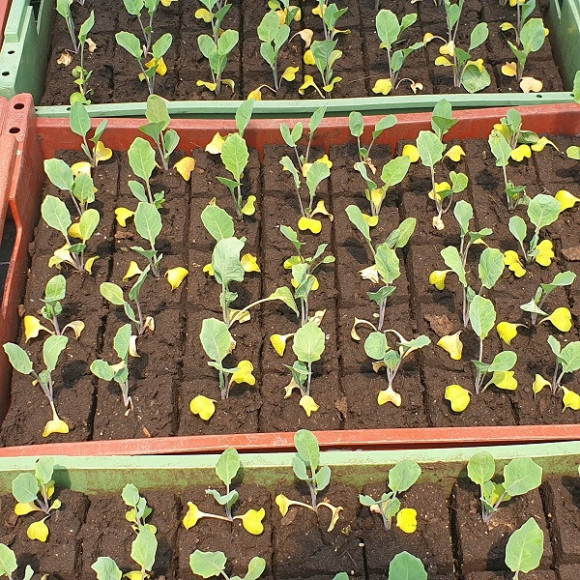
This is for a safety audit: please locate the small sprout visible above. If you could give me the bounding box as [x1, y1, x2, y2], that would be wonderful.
[258, 11, 291, 91]
[69, 101, 110, 167]
[183, 449, 265, 535]
[275, 430, 343, 531]
[68, 11, 96, 104]
[467, 451, 542, 524]
[91, 324, 134, 414]
[3, 337, 70, 437]
[131, 202, 164, 277]
[301, 39, 343, 96]
[505, 517, 544, 578]
[23, 275, 84, 342]
[358, 459, 421, 531]
[128, 136, 166, 207]
[546, 336, 580, 401]
[122, 483, 156, 535]
[349, 111, 397, 167]
[189, 551, 266, 580]
[11, 458, 61, 543]
[140, 95, 180, 172]
[312, 0, 349, 41]
[0, 544, 34, 580]
[280, 106, 326, 170]
[197, 30, 239, 95]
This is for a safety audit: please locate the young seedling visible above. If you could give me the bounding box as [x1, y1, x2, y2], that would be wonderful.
[69, 10, 95, 105]
[349, 111, 397, 167]
[90, 324, 134, 414]
[116, 29, 172, 95]
[467, 451, 542, 524]
[504, 194, 560, 280]
[122, 484, 156, 535]
[11, 458, 61, 543]
[373, 10, 424, 95]
[131, 202, 163, 278]
[122, 0, 164, 54]
[544, 336, 580, 401]
[347, 208, 416, 330]
[140, 95, 180, 172]
[500, 0, 537, 48]
[127, 136, 166, 207]
[520, 271, 575, 329]
[56, 0, 81, 53]
[470, 295, 518, 395]
[505, 517, 544, 580]
[275, 429, 343, 531]
[3, 337, 70, 437]
[359, 459, 421, 531]
[269, 0, 301, 26]
[197, 29, 239, 95]
[100, 266, 154, 336]
[195, 0, 232, 45]
[189, 551, 266, 580]
[183, 448, 265, 535]
[425, 0, 491, 92]
[69, 101, 110, 168]
[23, 275, 85, 342]
[0, 544, 34, 580]
[503, 17, 547, 92]
[280, 106, 326, 171]
[300, 39, 342, 96]
[258, 11, 291, 91]
[314, 0, 349, 42]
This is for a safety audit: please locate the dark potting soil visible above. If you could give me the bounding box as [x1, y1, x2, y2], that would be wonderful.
[39, 0, 563, 105]
[2, 134, 580, 447]
[0, 476, 577, 578]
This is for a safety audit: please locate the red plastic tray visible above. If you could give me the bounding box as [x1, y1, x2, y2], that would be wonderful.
[0, 0, 11, 46]
[0, 96, 579, 456]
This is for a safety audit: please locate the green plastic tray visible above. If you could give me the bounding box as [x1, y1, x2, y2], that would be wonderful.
[0, 441, 578, 494]
[0, 0, 577, 117]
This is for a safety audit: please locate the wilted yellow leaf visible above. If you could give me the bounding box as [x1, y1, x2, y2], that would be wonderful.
[298, 216, 322, 234]
[282, 66, 300, 81]
[504, 250, 526, 277]
[241, 195, 257, 216]
[372, 78, 393, 95]
[377, 386, 401, 406]
[197, 80, 218, 92]
[501, 62, 518, 77]
[95, 141, 112, 163]
[556, 190, 580, 212]
[543, 307, 572, 332]
[299, 395, 319, 416]
[115, 207, 135, 227]
[236, 508, 265, 535]
[27, 521, 49, 542]
[71, 161, 92, 176]
[535, 239, 554, 267]
[206, 133, 225, 154]
[123, 261, 143, 282]
[437, 332, 463, 360]
[496, 321, 522, 346]
[492, 371, 518, 391]
[84, 256, 99, 275]
[189, 395, 216, 421]
[241, 253, 260, 273]
[429, 270, 450, 290]
[445, 145, 466, 162]
[183, 502, 204, 529]
[531, 136, 558, 153]
[402, 144, 420, 163]
[435, 56, 453, 67]
[396, 508, 418, 534]
[42, 417, 70, 437]
[532, 374, 551, 396]
[230, 360, 256, 386]
[510, 144, 532, 162]
[562, 387, 580, 411]
[520, 77, 543, 93]
[445, 384, 471, 412]
[165, 267, 189, 290]
[270, 333, 293, 356]
[303, 50, 315, 66]
[174, 157, 196, 181]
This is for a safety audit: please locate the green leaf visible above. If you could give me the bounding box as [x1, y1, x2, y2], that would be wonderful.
[503, 458, 542, 497]
[279, 225, 304, 254]
[388, 552, 427, 580]
[345, 205, 371, 245]
[70, 101, 91, 138]
[122, 483, 140, 507]
[92, 556, 123, 580]
[200, 318, 233, 364]
[294, 429, 320, 471]
[134, 202, 162, 246]
[364, 331, 388, 361]
[467, 451, 495, 486]
[212, 237, 246, 287]
[215, 448, 241, 487]
[488, 351, 517, 372]
[113, 324, 132, 361]
[386, 218, 416, 250]
[152, 33, 173, 60]
[388, 460, 421, 493]
[3, 343, 33, 375]
[478, 247, 504, 290]
[541, 271, 576, 295]
[315, 465, 331, 491]
[381, 156, 411, 190]
[574, 70, 580, 105]
[469, 21, 488, 51]
[145, 94, 170, 130]
[306, 161, 330, 202]
[280, 156, 301, 191]
[375, 243, 400, 285]
[449, 171, 468, 193]
[56, 0, 73, 18]
[520, 18, 546, 54]
[128, 137, 156, 183]
[190, 551, 227, 578]
[469, 295, 496, 340]
[243, 557, 267, 580]
[292, 321, 325, 363]
[235, 100, 254, 137]
[488, 129, 512, 167]
[0, 544, 17, 577]
[73, 173, 96, 205]
[505, 517, 544, 574]
[509, 216, 528, 247]
[416, 131, 445, 168]
[217, 29, 239, 56]
[376, 9, 404, 50]
[309, 106, 326, 135]
[267, 287, 299, 317]
[12, 473, 40, 504]
[221, 133, 249, 183]
[559, 342, 580, 374]
[43, 335, 69, 373]
[41, 195, 72, 237]
[349, 111, 364, 138]
[441, 246, 467, 287]
[35, 457, 55, 486]
[373, 115, 397, 139]
[527, 194, 561, 232]
[90, 360, 115, 382]
[131, 527, 157, 572]
[454, 200, 473, 236]
[201, 204, 235, 242]
[45, 274, 66, 303]
[115, 31, 143, 59]
[79, 208, 100, 241]
[100, 282, 126, 307]
[431, 99, 457, 139]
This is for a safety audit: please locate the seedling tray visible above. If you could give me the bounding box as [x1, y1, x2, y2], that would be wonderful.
[0, 441, 578, 578]
[0, 0, 578, 117]
[0, 0, 12, 47]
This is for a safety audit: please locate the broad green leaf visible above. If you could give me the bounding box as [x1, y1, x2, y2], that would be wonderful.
[388, 460, 421, 493]
[416, 131, 445, 168]
[152, 33, 173, 60]
[115, 31, 143, 59]
[364, 331, 388, 361]
[41, 195, 72, 237]
[113, 324, 132, 361]
[217, 29, 238, 56]
[235, 100, 254, 136]
[100, 282, 126, 306]
[431, 99, 457, 138]
[509, 216, 528, 246]
[373, 115, 397, 139]
[306, 161, 330, 201]
[92, 556, 123, 580]
[79, 208, 100, 241]
[388, 551, 427, 580]
[12, 473, 40, 504]
[376, 9, 405, 50]
[381, 156, 411, 190]
[215, 448, 241, 487]
[294, 429, 320, 471]
[201, 204, 235, 242]
[70, 101, 91, 138]
[345, 205, 371, 244]
[467, 451, 495, 486]
[505, 518, 544, 574]
[43, 335, 69, 373]
[469, 295, 496, 340]
[292, 321, 325, 363]
[386, 218, 416, 250]
[131, 527, 157, 572]
[144, 94, 170, 130]
[309, 106, 326, 135]
[349, 111, 364, 138]
[212, 237, 246, 286]
[267, 287, 299, 317]
[462, 64, 491, 94]
[503, 458, 542, 497]
[90, 360, 115, 382]
[488, 350, 517, 372]
[45, 275, 66, 303]
[375, 244, 400, 285]
[3, 343, 33, 375]
[279, 225, 304, 253]
[454, 200, 473, 236]
[122, 483, 140, 507]
[244, 557, 266, 580]
[200, 318, 233, 364]
[469, 22, 488, 51]
[56, 0, 73, 18]
[0, 544, 17, 577]
[221, 133, 249, 183]
[520, 18, 546, 54]
[134, 202, 162, 245]
[488, 129, 512, 167]
[547, 335, 561, 357]
[441, 246, 467, 287]
[35, 457, 54, 486]
[449, 171, 468, 193]
[190, 551, 227, 578]
[527, 194, 561, 232]
[72, 173, 95, 205]
[315, 465, 331, 491]
[478, 247, 504, 290]
[541, 271, 576, 294]
[128, 137, 156, 183]
[559, 342, 580, 374]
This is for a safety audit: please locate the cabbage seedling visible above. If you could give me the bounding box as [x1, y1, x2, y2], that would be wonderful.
[0, 544, 34, 579]
[3, 338, 70, 437]
[280, 106, 326, 171]
[470, 295, 517, 395]
[90, 324, 134, 414]
[520, 271, 575, 329]
[425, 0, 491, 92]
[127, 136, 165, 207]
[301, 39, 342, 96]
[197, 29, 239, 95]
[363, 329, 430, 406]
[190, 551, 266, 580]
[218, 132, 250, 218]
[275, 429, 343, 531]
[131, 202, 163, 278]
[116, 29, 172, 95]
[467, 451, 542, 524]
[269, 0, 301, 26]
[505, 518, 544, 579]
[100, 267, 154, 336]
[359, 459, 421, 530]
[23, 275, 84, 342]
[312, 0, 349, 41]
[69, 101, 110, 168]
[349, 111, 397, 166]
[121, 0, 165, 54]
[122, 483, 156, 535]
[546, 336, 580, 395]
[258, 11, 291, 91]
[500, 0, 537, 49]
[195, 0, 232, 45]
[140, 95, 180, 172]
[183, 448, 266, 535]
[69, 10, 95, 105]
[374, 10, 424, 94]
[56, 0, 81, 53]
[11, 458, 61, 543]
[508, 193, 561, 269]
